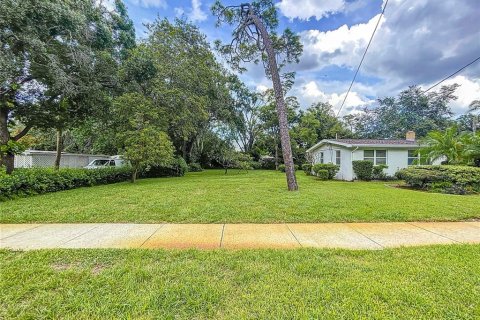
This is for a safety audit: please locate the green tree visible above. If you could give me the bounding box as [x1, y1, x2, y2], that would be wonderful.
[227, 76, 262, 154]
[419, 126, 466, 165]
[256, 91, 299, 168]
[122, 128, 174, 182]
[463, 132, 480, 167]
[212, 1, 303, 191]
[0, 0, 133, 173]
[113, 93, 173, 182]
[351, 85, 458, 139]
[119, 19, 232, 162]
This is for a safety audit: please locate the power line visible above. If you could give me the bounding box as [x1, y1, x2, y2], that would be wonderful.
[423, 55, 480, 93]
[336, 0, 389, 117]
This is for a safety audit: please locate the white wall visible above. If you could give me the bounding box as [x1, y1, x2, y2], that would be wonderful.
[352, 148, 414, 178]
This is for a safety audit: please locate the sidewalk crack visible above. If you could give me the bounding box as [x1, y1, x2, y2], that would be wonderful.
[286, 224, 302, 247]
[406, 222, 462, 244]
[345, 224, 384, 249]
[0, 225, 42, 240]
[59, 225, 100, 246]
[219, 224, 226, 248]
[140, 224, 165, 248]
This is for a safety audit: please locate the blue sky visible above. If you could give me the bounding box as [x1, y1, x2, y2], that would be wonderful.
[108, 0, 480, 116]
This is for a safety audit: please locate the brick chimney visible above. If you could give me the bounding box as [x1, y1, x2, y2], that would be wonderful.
[406, 131, 416, 141]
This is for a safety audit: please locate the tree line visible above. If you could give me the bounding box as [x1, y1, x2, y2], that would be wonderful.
[1, 0, 478, 179]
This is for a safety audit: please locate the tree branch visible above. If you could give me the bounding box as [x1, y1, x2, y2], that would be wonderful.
[12, 124, 33, 141]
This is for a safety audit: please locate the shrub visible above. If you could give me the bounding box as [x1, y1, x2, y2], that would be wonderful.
[312, 163, 339, 179]
[372, 164, 389, 180]
[142, 156, 188, 178]
[250, 161, 262, 170]
[302, 163, 312, 175]
[316, 169, 329, 180]
[352, 160, 374, 181]
[188, 163, 203, 172]
[0, 167, 132, 201]
[259, 157, 276, 170]
[396, 165, 480, 194]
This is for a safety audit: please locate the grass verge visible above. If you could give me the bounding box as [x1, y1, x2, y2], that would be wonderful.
[1, 170, 479, 223]
[1, 245, 479, 319]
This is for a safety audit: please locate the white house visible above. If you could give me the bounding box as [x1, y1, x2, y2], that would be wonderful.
[306, 131, 431, 180]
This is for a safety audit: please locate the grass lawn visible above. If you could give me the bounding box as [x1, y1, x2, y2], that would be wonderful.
[1, 245, 479, 319]
[1, 170, 479, 223]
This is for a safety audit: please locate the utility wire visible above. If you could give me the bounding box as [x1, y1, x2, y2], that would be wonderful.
[336, 0, 389, 117]
[423, 55, 480, 93]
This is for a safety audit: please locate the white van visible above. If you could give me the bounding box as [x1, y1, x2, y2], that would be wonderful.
[85, 156, 128, 169]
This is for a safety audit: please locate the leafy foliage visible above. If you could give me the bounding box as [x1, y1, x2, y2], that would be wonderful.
[142, 157, 188, 178]
[348, 85, 458, 139]
[188, 163, 203, 172]
[372, 165, 389, 180]
[312, 163, 339, 179]
[396, 165, 480, 194]
[0, 167, 132, 200]
[352, 160, 374, 181]
[302, 163, 312, 175]
[316, 169, 329, 180]
[419, 126, 480, 166]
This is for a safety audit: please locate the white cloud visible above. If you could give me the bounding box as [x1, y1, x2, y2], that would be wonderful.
[175, 0, 207, 22]
[174, 7, 185, 17]
[426, 76, 480, 115]
[256, 85, 269, 93]
[130, 0, 167, 9]
[297, 81, 373, 115]
[277, 0, 345, 21]
[190, 0, 207, 22]
[294, 0, 480, 115]
[299, 14, 382, 69]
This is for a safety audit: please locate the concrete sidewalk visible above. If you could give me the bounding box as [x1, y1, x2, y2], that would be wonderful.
[1, 222, 479, 250]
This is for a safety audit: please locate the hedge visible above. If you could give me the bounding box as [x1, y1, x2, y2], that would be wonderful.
[141, 157, 188, 178]
[312, 163, 339, 179]
[188, 163, 203, 172]
[0, 167, 133, 200]
[0, 157, 189, 201]
[352, 160, 374, 181]
[316, 169, 329, 180]
[396, 165, 480, 194]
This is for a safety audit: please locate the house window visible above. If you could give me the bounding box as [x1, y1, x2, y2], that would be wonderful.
[364, 150, 387, 165]
[320, 152, 324, 164]
[408, 150, 418, 165]
[364, 150, 375, 163]
[336, 150, 341, 165]
[376, 150, 387, 165]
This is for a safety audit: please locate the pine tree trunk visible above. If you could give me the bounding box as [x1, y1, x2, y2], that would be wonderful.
[274, 141, 279, 170]
[54, 128, 63, 170]
[250, 13, 298, 191]
[0, 106, 14, 174]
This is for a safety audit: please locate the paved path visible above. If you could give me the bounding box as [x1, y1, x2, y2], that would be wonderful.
[1, 222, 479, 250]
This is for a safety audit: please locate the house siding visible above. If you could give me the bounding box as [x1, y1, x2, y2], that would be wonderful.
[311, 144, 353, 180]
[352, 148, 410, 178]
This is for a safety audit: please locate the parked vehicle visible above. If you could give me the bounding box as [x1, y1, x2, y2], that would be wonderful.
[84, 156, 128, 169]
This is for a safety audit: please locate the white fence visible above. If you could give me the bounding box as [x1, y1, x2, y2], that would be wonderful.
[14, 150, 111, 169]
